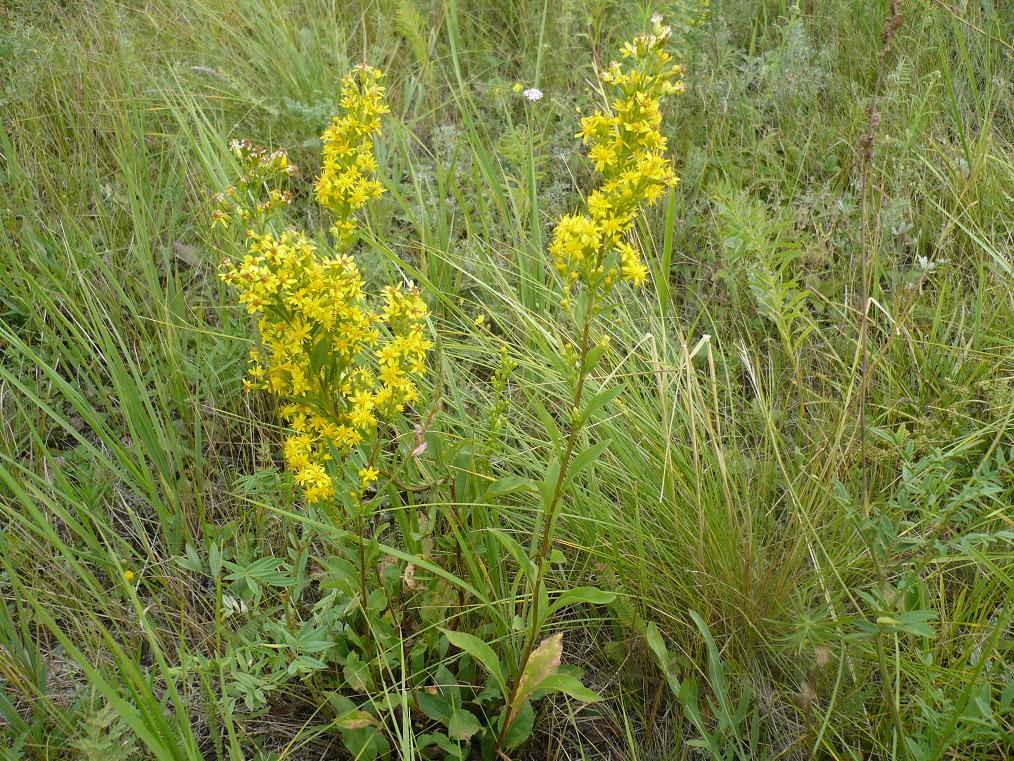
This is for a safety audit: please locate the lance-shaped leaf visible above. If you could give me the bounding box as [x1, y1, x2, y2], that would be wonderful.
[548, 586, 616, 617]
[561, 439, 611, 494]
[508, 633, 563, 730]
[442, 629, 506, 695]
[534, 673, 602, 703]
[485, 476, 538, 500]
[335, 709, 379, 730]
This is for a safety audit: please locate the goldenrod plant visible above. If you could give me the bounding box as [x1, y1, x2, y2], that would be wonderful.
[482, 17, 687, 754]
[218, 68, 429, 511]
[3, 1, 1013, 760]
[214, 73, 443, 755]
[208, 20, 686, 757]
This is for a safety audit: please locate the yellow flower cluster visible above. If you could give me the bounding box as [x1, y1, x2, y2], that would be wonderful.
[219, 66, 431, 505]
[221, 230, 430, 503]
[315, 65, 389, 248]
[550, 17, 684, 292]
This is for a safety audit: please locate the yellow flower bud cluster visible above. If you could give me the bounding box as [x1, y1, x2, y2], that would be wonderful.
[550, 17, 684, 293]
[211, 139, 298, 231]
[218, 67, 431, 505]
[315, 65, 389, 248]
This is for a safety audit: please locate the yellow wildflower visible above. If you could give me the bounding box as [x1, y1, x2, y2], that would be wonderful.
[358, 467, 379, 488]
[316, 65, 389, 250]
[550, 18, 682, 297]
[218, 67, 431, 506]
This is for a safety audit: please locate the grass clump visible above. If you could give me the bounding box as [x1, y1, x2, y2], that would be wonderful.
[1, 1, 1012, 760]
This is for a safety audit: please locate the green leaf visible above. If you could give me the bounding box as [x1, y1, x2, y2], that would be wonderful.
[533, 578, 550, 631]
[208, 541, 221, 578]
[966, 680, 993, 722]
[489, 528, 536, 579]
[441, 629, 506, 694]
[367, 587, 388, 613]
[562, 440, 610, 493]
[579, 386, 623, 424]
[485, 476, 538, 500]
[344, 652, 373, 693]
[503, 700, 535, 750]
[340, 724, 388, 761]
[582, 342, 608, 373]
[335, 709, 378, 730]
[645, 621, 681, 695]
[416, 690, 453, 724]
[999, 679, 1014, 713]
[534, 673, 602, 703]
[873, 609, 938, 638]
[176, 544, 203, 574]
[307, 333, 333, 377]
[435, 665, 461, 708]
[514, 633, 562, 708]
[548, 586, 616, 616]
[417, 733, 465, 759]
[540, 457, 561, 508]
[532, 399, 560, 446]
[223, 557, 294, 587]
[448, 707, 483, 741]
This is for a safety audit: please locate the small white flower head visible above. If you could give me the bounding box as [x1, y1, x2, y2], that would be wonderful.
[916, 256, 949, 274]
[522, 87, 543, 102]
[651, 12, 663, 24]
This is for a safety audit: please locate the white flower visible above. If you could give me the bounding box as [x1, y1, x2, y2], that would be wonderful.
[522, 87, 543, 102]
[916, 256, 948, 274]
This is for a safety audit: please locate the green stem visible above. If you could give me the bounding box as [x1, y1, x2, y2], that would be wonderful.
[493, 291, 597, 756]
[357, 436, 384, 662]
